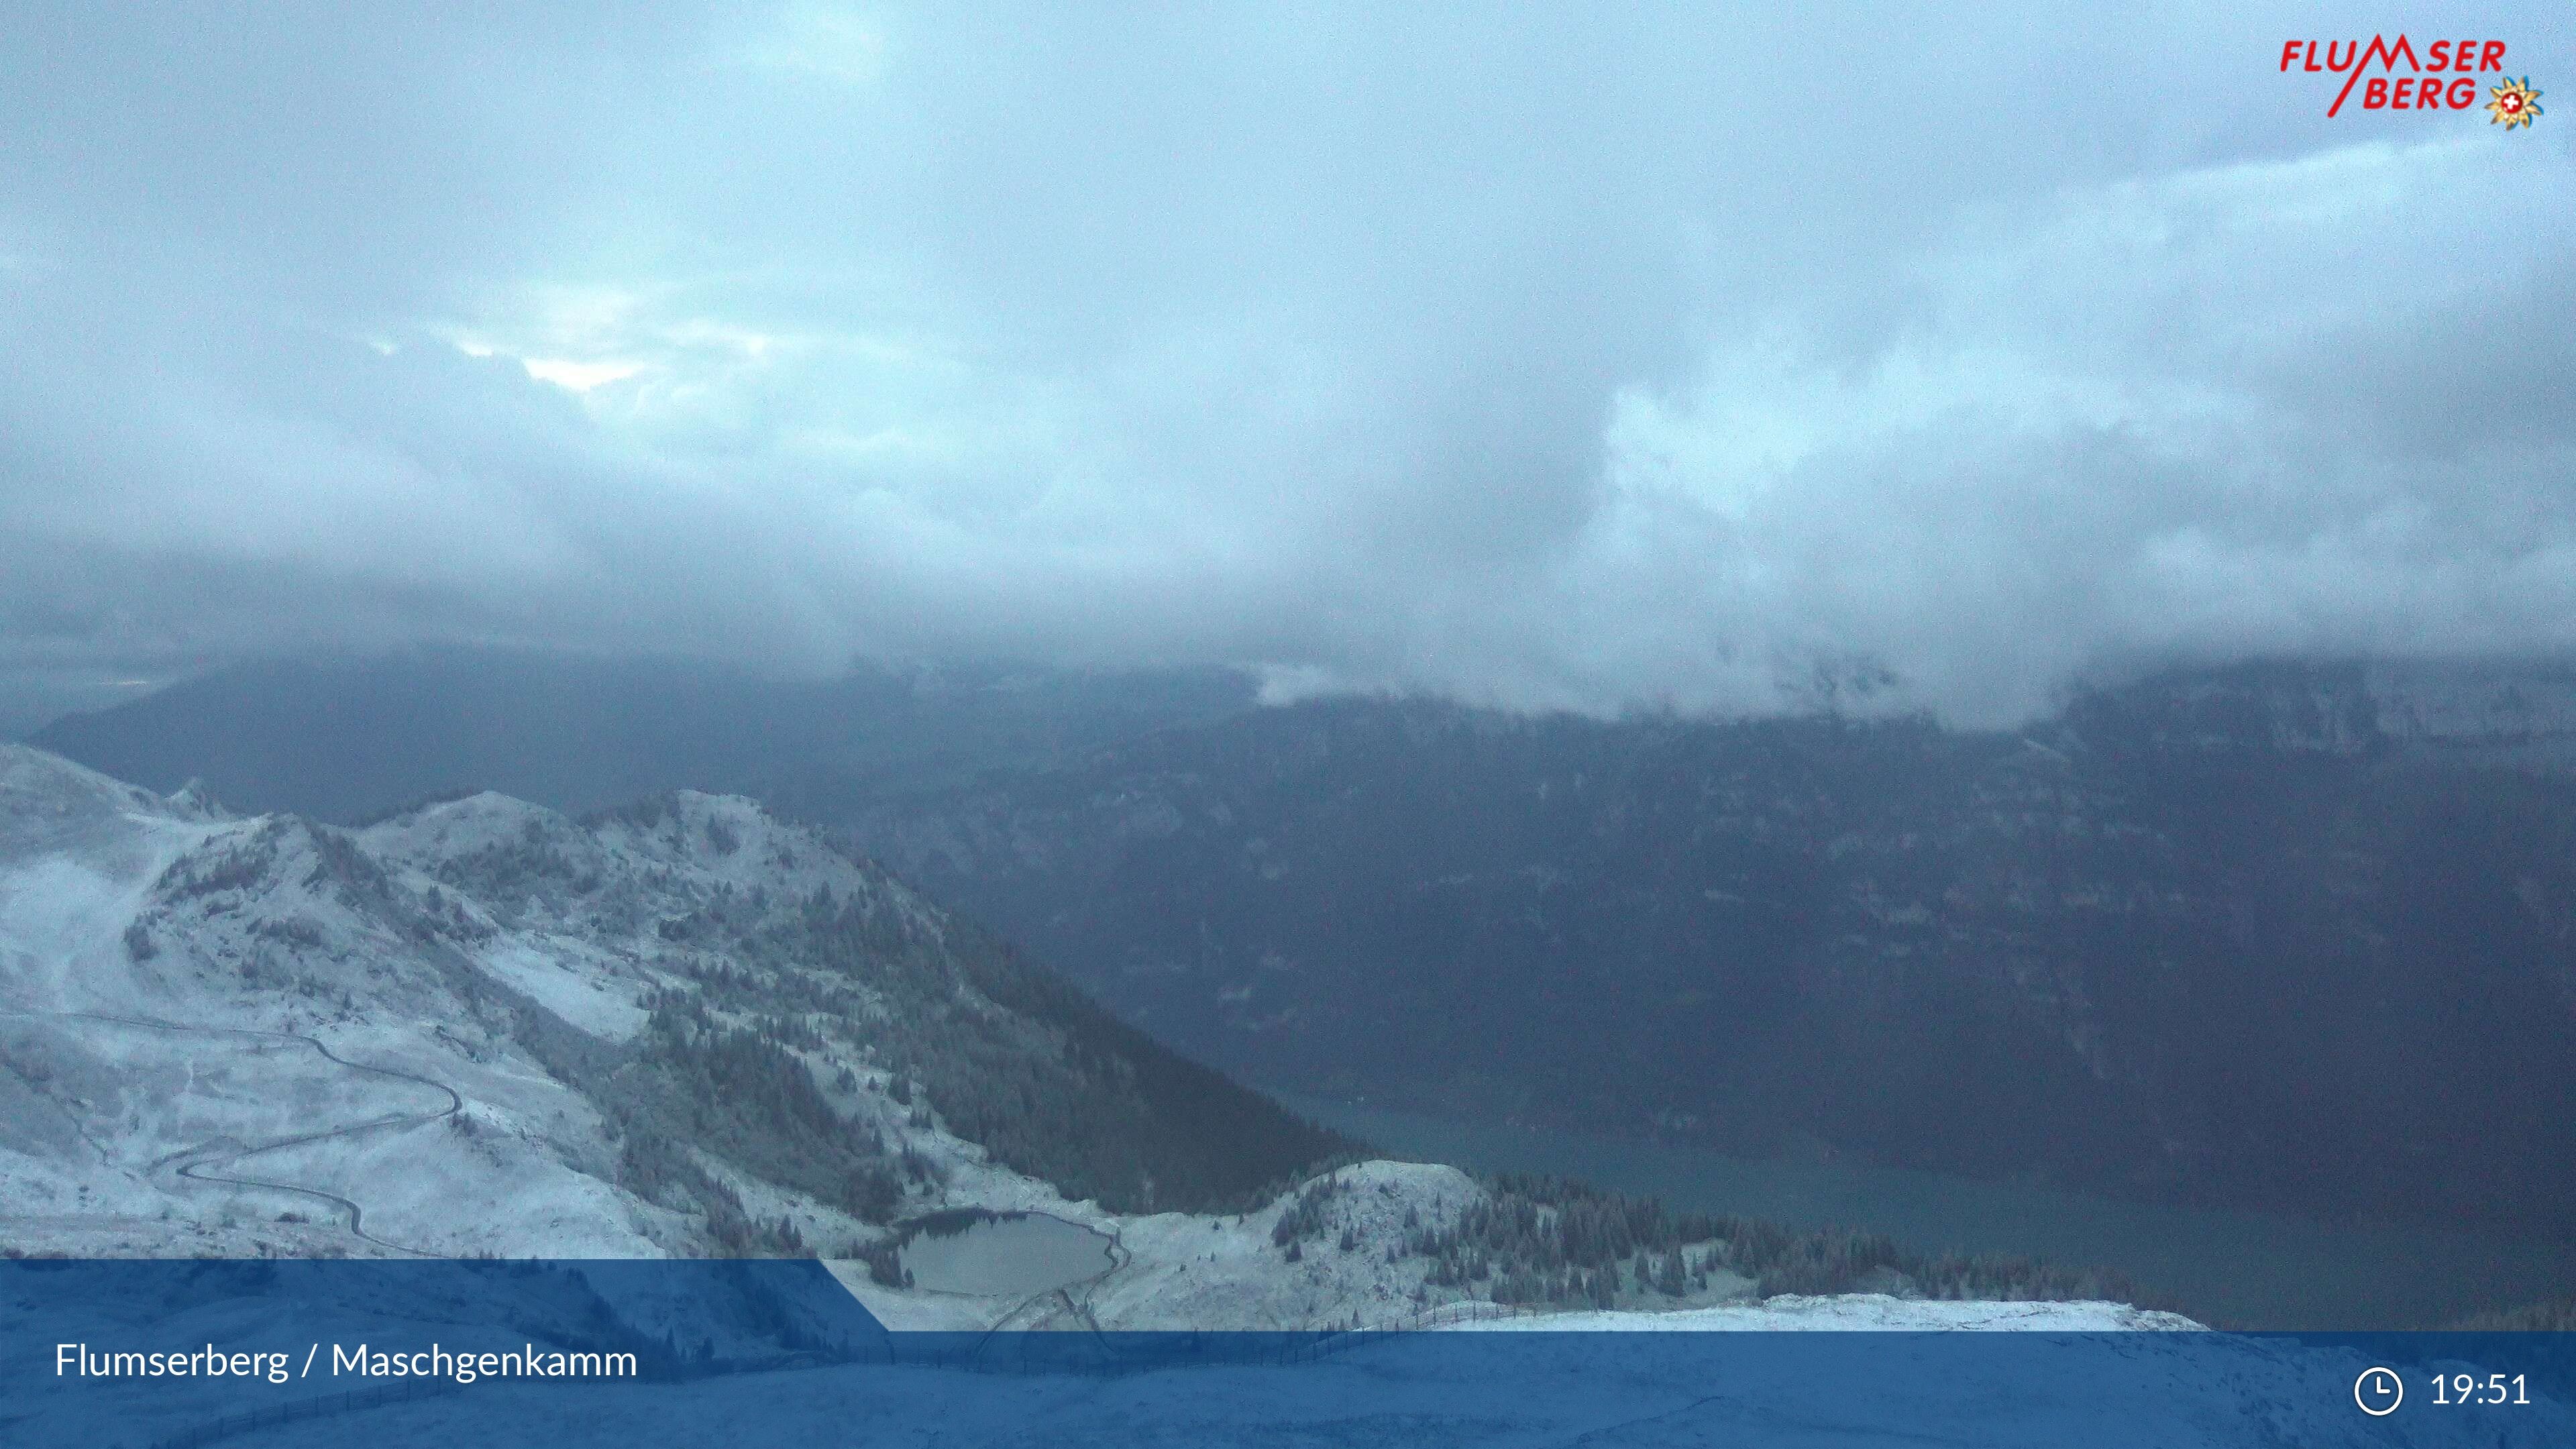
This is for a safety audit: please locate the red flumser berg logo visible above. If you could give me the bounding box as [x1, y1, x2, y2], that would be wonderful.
[2280, 36, 2543, 125]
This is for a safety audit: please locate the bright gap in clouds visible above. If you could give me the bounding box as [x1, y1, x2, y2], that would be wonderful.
[522, 358, 648, 392]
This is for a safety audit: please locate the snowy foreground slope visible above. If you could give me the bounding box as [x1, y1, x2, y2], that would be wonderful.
[3, 742, 2192, 1335]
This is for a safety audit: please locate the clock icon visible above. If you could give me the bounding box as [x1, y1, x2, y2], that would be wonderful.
[2355, 1366, 2404, 1416]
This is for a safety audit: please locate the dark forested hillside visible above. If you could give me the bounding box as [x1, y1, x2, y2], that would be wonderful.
[839, 662, 2576, 1236]
[514, 792, 1352, 1224]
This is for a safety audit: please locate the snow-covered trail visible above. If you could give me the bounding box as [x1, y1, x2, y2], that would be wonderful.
[34, 1009, 463, 1256]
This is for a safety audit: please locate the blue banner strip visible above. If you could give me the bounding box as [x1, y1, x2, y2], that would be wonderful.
[4, 1261, 2571, 1446]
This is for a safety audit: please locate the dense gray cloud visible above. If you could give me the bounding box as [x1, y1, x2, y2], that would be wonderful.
[2, 2, 2570, 728]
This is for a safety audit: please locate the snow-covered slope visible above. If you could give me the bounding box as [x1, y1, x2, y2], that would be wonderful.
[1, 749, 713, 1256]
[1442, 1295, 2196, 1332]
[1, 743, 2202, 1336]
[1, 743, 1332, 1266]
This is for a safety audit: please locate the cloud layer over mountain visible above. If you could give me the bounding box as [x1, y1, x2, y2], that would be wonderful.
[3, 3, 2569, 726]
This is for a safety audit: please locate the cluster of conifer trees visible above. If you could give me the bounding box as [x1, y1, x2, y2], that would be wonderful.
[1271, 1171, 2171, 1313]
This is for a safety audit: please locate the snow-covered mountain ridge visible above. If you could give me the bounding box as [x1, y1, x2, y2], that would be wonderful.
[0, 743, 1335, 1269]
[0, 744, 2185, 1333]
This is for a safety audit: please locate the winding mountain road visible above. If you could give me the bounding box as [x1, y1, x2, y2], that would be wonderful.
[46, 1010, 462, 1257]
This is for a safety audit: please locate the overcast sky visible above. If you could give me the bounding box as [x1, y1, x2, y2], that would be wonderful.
[2, 3, 2569, 731]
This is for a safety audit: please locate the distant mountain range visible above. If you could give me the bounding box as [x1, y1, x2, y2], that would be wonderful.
[23, 647, 1254, 822]
[26, 650, 2576, 1238]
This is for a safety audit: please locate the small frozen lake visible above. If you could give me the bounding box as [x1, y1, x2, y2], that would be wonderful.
[898, 1212, 1115, 1297]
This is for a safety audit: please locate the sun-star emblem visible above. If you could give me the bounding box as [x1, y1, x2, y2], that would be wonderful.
[2485, 76, 2542, 128]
